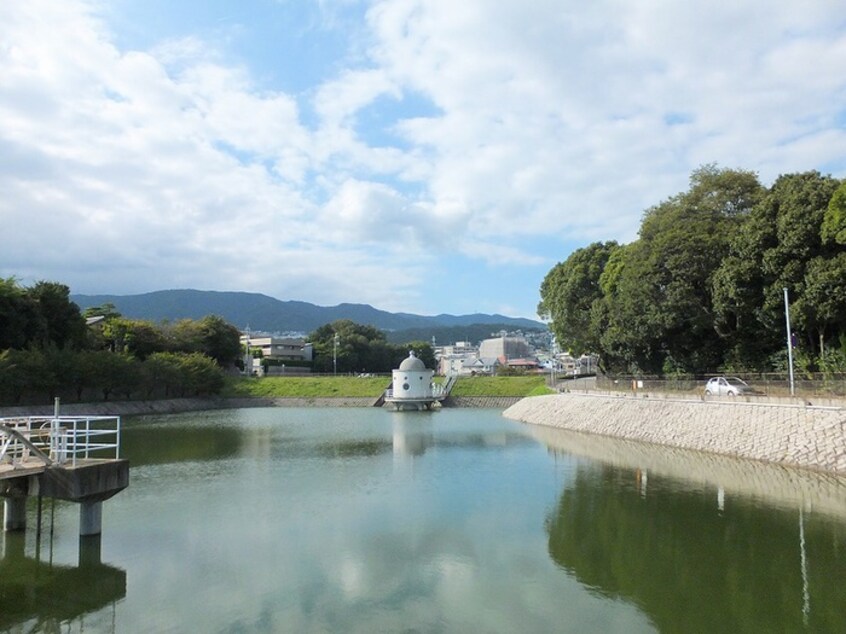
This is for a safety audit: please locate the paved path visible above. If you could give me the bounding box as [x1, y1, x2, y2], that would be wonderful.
[504, 393, 846, 474]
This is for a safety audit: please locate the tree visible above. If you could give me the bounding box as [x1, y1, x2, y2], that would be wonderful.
[169, 316, 241, 366]
[141, 353, 183, 398]
[402, 341, 436, 369]
[538, 241, 619, 356]
[82, 302, 121, 320]
[602, 167, 762, 373]
[84, 351, 138, 401]
[821, 180, 846, 245]
[28, 281, 88, 349]
[310, 320, 388, 373]
[177, 352, 225, 396]
[307, 320, 434, 373]
[713, 171, 842, 367]
[0, 277, 42, 350]
[102, 318, 168, 360]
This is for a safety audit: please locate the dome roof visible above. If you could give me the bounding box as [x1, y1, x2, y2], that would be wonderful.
[398, 351, 426, 371]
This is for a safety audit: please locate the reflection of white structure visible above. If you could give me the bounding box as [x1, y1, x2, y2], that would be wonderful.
[385, 351, 440, 411]
[392, 416, 434, 457]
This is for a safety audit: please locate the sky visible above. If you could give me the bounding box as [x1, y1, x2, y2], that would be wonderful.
[1, 1, 845, 320]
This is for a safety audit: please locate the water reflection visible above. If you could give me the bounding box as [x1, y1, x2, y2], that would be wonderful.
[525, 424, 846, 520]
[14, 408, 845, 632]
[536, 426, 846, 632]
[0, 532, 126, 632]
[120, 424, 243, 466]
[392, 415, 435, 457]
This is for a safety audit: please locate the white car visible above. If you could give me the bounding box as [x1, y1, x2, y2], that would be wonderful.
[704, 376, 757, 397]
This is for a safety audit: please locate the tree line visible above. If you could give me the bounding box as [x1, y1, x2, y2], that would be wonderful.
[538, 166, 846, 375]
[308, 319, 435, 374]
[0, 279, 438, 405]
[0, 278, 241, 405]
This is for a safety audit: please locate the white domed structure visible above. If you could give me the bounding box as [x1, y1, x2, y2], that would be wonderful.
[385, 351, 438, 411]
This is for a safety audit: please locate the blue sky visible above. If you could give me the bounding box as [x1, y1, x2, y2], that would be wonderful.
[1, 1, 845, 319]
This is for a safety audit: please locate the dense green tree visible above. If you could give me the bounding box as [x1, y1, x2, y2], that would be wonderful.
[83, 351, 138, 400]
[539, 165, 766, 374]
[602, 167, 762, 372]
[538, 241, 619, 356]
[28, 281, 88, 349]
[176, 352, 226, 396]
[713, 171, 842, 367]
[310, 320, 386, 373]
[402, 341, 436, 369]
[309, 320, 435, 373]
[169, 315, 241, 366]
[102, 318, 168, 359]
[821, 180, 846, 245]
[141, 353, 183, 398]
[0, 277, 43, 350]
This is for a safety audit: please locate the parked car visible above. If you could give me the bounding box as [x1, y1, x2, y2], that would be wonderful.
[704, 376, 758, 396]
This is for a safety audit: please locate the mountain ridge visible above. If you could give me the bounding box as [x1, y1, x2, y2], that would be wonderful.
[71, 289, 545, 335]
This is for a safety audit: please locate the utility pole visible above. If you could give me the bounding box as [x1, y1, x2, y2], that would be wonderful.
[784, 287, 795, 396]
[333, 332, 339, 376]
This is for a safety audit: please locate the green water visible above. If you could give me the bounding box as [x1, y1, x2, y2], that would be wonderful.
[2, 408, 846, 633]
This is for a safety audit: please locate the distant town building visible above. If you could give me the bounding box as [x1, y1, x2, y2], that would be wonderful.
[240, 334, 313, 376]
[479, 336, 531, 361]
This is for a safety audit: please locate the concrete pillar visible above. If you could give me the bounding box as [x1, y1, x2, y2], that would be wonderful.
[79, 500, 102, 536]
[3, 497, 27, 532]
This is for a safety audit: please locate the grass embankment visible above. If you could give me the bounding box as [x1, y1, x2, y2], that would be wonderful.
[450, 376, 553, 397]
[223, 375, 553, 399]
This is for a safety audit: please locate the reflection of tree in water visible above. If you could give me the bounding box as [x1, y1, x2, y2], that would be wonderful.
[546, 466, 846, 633]
[121, 425, 243, 466]
[0, 533, 126, 632]
[314, 439, 393, 458]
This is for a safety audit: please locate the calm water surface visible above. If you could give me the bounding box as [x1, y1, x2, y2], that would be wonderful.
[2, 407, 846, 633]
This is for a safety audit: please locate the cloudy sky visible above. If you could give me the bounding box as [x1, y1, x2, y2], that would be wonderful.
[2, 1, 845, 319]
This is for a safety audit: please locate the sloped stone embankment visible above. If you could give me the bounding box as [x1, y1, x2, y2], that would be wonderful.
[503, 393, 846, 474]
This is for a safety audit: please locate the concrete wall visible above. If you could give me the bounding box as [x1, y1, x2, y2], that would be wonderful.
[503, 393, 846, 475]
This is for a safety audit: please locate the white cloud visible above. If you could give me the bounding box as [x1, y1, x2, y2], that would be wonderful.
[0, 0, 844, 317]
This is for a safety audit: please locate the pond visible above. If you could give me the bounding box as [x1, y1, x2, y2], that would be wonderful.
[2, 407, 846, 633]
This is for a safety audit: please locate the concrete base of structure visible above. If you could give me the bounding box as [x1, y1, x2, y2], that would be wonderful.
[3, 497, 27, 532]
[79, 501, 102, 536]
[385, 398, 440, 411]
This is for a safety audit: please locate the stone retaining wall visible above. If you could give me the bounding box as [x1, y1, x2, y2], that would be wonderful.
[0, 396, 525, 418]
[443, 396, 523, 408]
[503, 393, 846, 474]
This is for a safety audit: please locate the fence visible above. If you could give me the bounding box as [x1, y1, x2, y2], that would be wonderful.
[594, 373, 846, 398]
[0, 415, 121, 468]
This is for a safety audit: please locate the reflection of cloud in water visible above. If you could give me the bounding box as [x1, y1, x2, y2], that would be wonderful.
[101, 409, 658, 632]
[525, 424, 846, 520]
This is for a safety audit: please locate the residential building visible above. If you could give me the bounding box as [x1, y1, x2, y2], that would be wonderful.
[240, 334, 313, 375]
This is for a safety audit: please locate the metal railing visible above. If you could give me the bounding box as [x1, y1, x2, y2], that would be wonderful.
[1, 418, 52, 468]
[0, 415, 121, 468]
[593, 373, 846, 399]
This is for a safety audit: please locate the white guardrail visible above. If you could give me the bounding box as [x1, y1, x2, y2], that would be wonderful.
[0, 415, 121, 468]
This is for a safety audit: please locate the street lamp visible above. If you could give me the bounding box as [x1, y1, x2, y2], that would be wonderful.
[333, 333, 339, 376]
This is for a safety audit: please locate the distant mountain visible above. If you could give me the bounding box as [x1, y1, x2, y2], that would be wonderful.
[71, 289, 545, 335]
